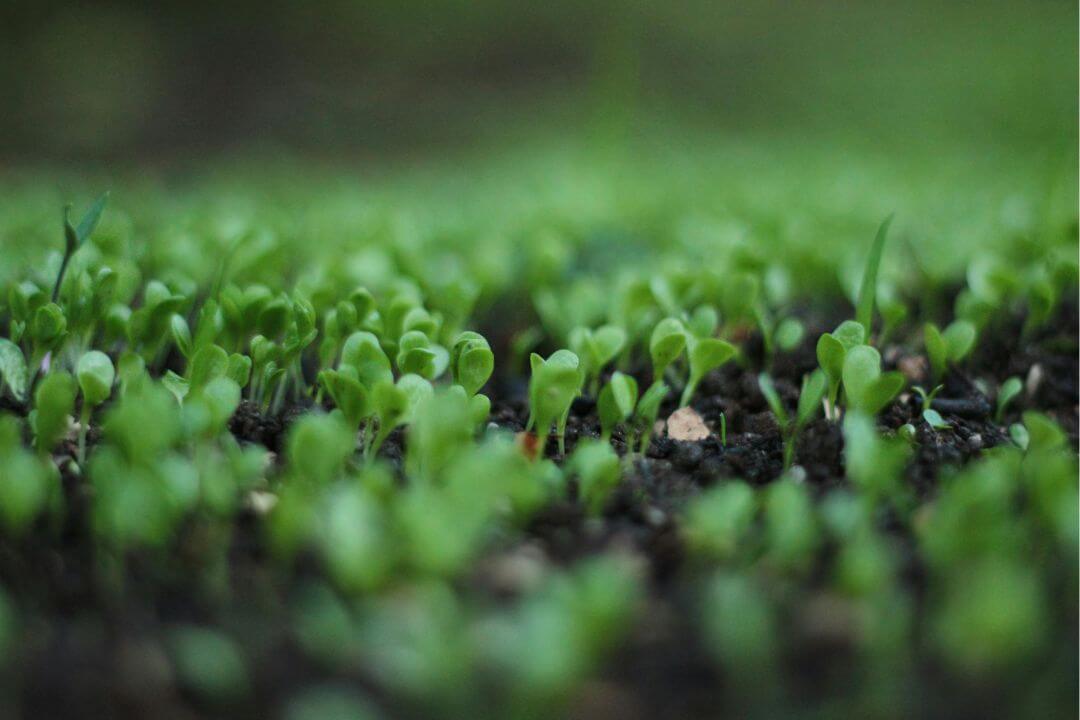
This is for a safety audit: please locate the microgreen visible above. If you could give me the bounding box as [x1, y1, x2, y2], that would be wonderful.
[569, 324, 627, 396]
[764, 476, 818, 573]
[924, 320, 977, 382]
[569, 439, 621, 514]
[55, 193, 109, 303]
[450, 331, 494, 396]
[632, 380, 669, 454]
[759, 370, 826, 469]
[815, 319, 866, 419]
[995, 376, 1022, 423]
[32, 371, 76, 455]
[683, 481, 756, 559]
[526, 349, 583, 457]
[597, 371, 638, 443]
[855, 214, 893, 338]
[841, 345, 905, 416]
[648, 317, 686, 385]
[680, 335, 735, 408]
[75, 350, 115, 463]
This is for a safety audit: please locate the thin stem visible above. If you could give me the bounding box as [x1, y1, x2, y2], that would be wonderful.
[51, 250, 73, 303]
[679, 378, 697, 408]
[78, 402, 91, 466]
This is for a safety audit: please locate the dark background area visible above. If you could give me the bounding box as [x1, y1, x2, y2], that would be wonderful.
[1, 0, 1076, 163]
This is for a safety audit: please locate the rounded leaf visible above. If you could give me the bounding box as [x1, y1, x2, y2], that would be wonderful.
[77, 351, 115, 407]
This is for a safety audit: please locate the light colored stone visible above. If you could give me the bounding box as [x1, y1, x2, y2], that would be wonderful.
[665, 406, 709, 441]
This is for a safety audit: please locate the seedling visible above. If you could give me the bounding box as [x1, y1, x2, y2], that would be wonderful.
[995, 376, 1022, 423]
[816, 320, 865, 419]
[912, 384, 943, 412]
[632, 380, 669, 454]
[649, 318, 686, 385]
[450, 332, 494, 396]
[841, 345, 904, 416]
[855, 214, 893, 337]
[764, 476, 818, 573]
[843, 411, 910, 505]
[923, 320, 977, 382]
[75, 351, 115, 464]
[683, 481, 756, 559]
[569, 439, 621, 514]
[597, 371, 638, 443]
[569, 325, 627, 396]
[55, 193, 109, 303]
[680, 335, 735, 408]
[526, 349, 583, 456]
[758, 370, 826, 469]
[32, 371, 76, 455]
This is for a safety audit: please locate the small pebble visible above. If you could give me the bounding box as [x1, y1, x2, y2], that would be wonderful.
[1025, 363, 1044, 400]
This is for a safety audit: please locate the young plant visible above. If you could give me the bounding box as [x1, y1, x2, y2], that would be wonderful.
[450, 331, 494, 397]
[995, 376, 1022, 423]
[841, 345, 904, 416]
[758, 370, 826, 469]
[815, 320, 866, 419]
[75, 351, 115, 464]
[855, 214, 894, 338]
[569, 325, 627, 396]
[682, 481, 756, 559]
[649, 318, 686, 385]
[913, 384, 949, 429]
[55, 193, 109, 303]
[763, 476, 819, 574]
[447, 330, 494, 427]
[526, 350, 583, 456]
[32, 371, 76, 455]
[632, 380, 669, 455]
[680, 335, 736, 408]
[568, 439, 621, 514]
[923, 320, 977, 382]
[597, 371, 638, 443]
[843, 411, 911, 505]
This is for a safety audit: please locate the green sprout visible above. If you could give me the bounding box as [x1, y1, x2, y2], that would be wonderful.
[56, 193, 109, 303]
[569, 324, 627, 396]
[841, 345, 904, 416]
[75, 350, 115, 464]
[855, 214, 894, 338]
[680, 334, 736, 408]
[816, 320, 866, 419]
[995, 376, 1022, 423]
[648, 317, 686, 385]
[526, 349, 583, 457]
[758, 370, 826, 469]
[683, 481, 756, 559]
[923, 320, 977, 382]
[632, 380, 669, 455]
[32, 371, 76, 456]
[568, 439, 621, 514]
[597, 371, 638, 443]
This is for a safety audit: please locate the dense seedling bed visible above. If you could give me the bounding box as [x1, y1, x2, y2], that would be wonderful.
[0, 155, 1076, 720]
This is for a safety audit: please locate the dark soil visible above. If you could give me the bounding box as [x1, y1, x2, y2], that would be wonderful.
[1, 302, 1076, 719]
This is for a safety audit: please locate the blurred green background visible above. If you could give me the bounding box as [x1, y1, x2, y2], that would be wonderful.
[1, 0, 1075, 164]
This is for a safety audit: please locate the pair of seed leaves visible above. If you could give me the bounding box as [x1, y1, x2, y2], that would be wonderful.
[817, 320, 904, 415]
[649, 316, 737, 407]
[597, 371, 669, 442]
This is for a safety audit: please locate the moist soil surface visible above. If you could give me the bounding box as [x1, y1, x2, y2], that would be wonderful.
[3, 303, 1077, 719]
